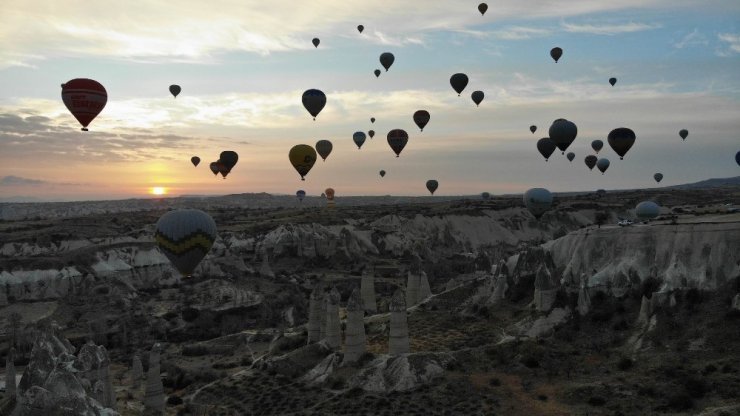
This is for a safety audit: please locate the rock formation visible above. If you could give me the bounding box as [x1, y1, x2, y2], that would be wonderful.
[491, 273, 508, 304]
[307, 287, 323, 343]
[143, 344, 164, 414]
[0, 290, 7, 307]
[389, 289, 410, 355]
[533, 265, 559, 312]
[259, 252, 275, 278]
[132, 353, 144, 388]
[319, 288, 328, 340]
[577, 283, 591, 316]
[6, 348, 16, 399]
[75, 341, 116, 410]
[637, 295, 653, 327]
[324, 288, 341, 349]
[343, 288, 366, 363]
[418, 271, 432, 301]
[406, 272, 420, 307]
[360, 269, 377, 313]
[732, 293, 740, 311]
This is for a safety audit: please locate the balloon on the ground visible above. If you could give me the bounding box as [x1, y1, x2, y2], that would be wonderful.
[169, 84, 181, 98]
[155, 209, 217, 277]
[413, 110, 430, 131]
[296, 190, 306, 201]
[380, 52, 395, 71]
[302, 89, 326, 120]
[426, 180, 438, 195]
[635, 201, 660, 220]
[567, 152, 575, 162]
[289, 144, 318, 180]
[679, 129, 689, 141]
[471, 90, 484, 106]
[549, 118, 578, 153]
[478, 3, 488, 15]
[524, 188, 553, 219]
[450, 73, 469, 96]
[585, 155, 597, 170]
[550, 47, 563, 63]
[387, 129, 409, 157]
[596, 158, 610, 174]
[609, 78, 617, 86]
[379, 170, 386, 177]
[312, 38, 320, 48]
[591, 139, 604, 153]
[191, 156, 200, 167]
[530, 125, 537, 134]
[316, 140, 333, 161]
[607, 127, 636, 159]
[61, 78, 107, 131]
[537, 137, 557, 161]
[654, 173, 663, 183]
[353, 131, 367, 149]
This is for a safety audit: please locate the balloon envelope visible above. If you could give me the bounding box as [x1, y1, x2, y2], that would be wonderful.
[585, 155, 597, 170]
[413, 110, 430, 131]
[607, 127, 636, 159]
[379, 170, 386, 177]
[566, 152, 575, 162]
[209, 162, 220, 175]
[169, 84, 181, 97]
[736, 151, 740, 166]
[530, 125, 537, 134]
[481, 192, 490, 200]
[636, 201, 660, 220]
[654, 173, 663, 183]
[596, 158, 610, 174]
[219, 151, 238, 170]
[679, 129, 689, 140]
[191, 156, 200, 167]
[380, 52, 395, 71]
[550, 47, 563, 62]
[387, 129, 409, 157]
[315, 140, 333, 161]
[609, 78, 617, 86]
[537, 138, 557, 161]
[353, 131, 367, 149]
[312, 38, 320, 47]
[289, 144, 318, 180]
[325, 188, 335, 200]
[155, 209, 217, 277]
[302, 89, 326, 120]
[478, 3, 488, 15]
[374, 69, 381, 78]
[426, 180, 438, 195]
[370, 117, 375, 123]
[296, 190, 306, 201]
[471, 90, 484, 106]
[524, 188, 553, 219]
[357, 25, 364, 33]
[450, 73, 469, 96]
[61, 78, 107, 131]
[548, 118, 578, 153]
[591, 140, 604, 153]
[368, 130, 375, 138]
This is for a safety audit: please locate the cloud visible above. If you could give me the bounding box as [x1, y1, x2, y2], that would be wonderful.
[0, 176, 47, 186]
[717, 32, 740, 56]
[673, 29, 708, 49]
[492, 26, 552, 40]
[561, 21, 661, 35]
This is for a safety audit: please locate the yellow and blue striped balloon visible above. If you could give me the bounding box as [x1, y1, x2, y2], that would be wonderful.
[155, 209, 217, 277]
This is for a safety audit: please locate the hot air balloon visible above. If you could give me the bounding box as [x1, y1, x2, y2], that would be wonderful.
[387, 129, 409, 157]
[370, 117, 375, 123]
[374, 69, 381, 78]
[566, 152, 575, 162]
[585, 155, 597, 171]
[316, 140, 333, 161]
[191, 156, 200, 167]
[357, 25, 364, 33]
[481, 192, 490, 200]
[524, 188, 553, 219]
[530, 125, 537, 134]
[471, 90, 484, 106]
[209, 161, 220, 176]
[609, 78, 617, 87]
[155, 209, 217, 277]
[413, 110, 430, 131]
[635, 201, 660, 220]
[478, 3, 488, 15]
[450, 73, 469, 96]
[607, 127, 636, 160]
[368, 130, 375, 139]
[736, 151, 740, 166]
[353, 131, 367, 149]
[549, 119, 577, 154]
[296, 190, 306, 201]
[217, 162, 230, 179]
[289, 144, 317, 180]
[302, 89, 326, 120]
[380, 52, 395, 71]
[379, 170, 386, 178]
[325, 188, 335, 200]
[550, 47, 563, 63]
[61, 78, 107, 131]
[596, 158, 610, 174]
[220, 151, 238, 176]
[312, 38, 320, 48]
[537, 138, 557, 161]
[426, 180, 438, 195]
[169, 85, 181, 98]
[679, 129, 689, 141]
[654, 173, 663, 183]
[591, 139, 604, 153]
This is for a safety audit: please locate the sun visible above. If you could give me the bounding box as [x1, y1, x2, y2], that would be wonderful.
[151, 187, 167, 196]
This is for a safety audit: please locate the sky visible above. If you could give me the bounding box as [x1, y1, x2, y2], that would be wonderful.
[0, 0, 739, 201]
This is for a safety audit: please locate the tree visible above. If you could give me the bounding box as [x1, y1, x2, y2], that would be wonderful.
[595, 211, 609, 228]
[9, 312, 22, 349]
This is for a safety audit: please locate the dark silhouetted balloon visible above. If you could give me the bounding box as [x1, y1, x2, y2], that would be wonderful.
[537, 138, 557, 161]
[530, 125, 537, 134]
[315, 140, 333, 161]
[591, 139, 603, 153]
[325, 188, 335, 200]
[387, 129, 409, 157]
[550, 47, 563, 63]
[596, 158, 610, 174]
[413, 110, 430, 131]
[353, 131, 367, 149]
[370, 117, 375, 123]
[374, 69, 381, 78]
[654, 173, 663, 183]
[471, 90, 484, 106]
[296, 190, 306, 201]
[450, 73, 469, 96]
[220, 151, 238, 171]
[567, 152, 575, 162]
[736, 151, 740, 166]
[302, 89, 326, 120]
[607, 127, 636, 159]
[209, 161, 220, 176]
[524, 188, 553, 219]
[312, 38, 320, 48]
[679, 129, 689, 141]
[155, 209, 217, 277]
[368, 130, 375, 138]
[478, 3, 488, 15]
[636, 201, 660, 220]
[481, 192, 490, 200]
[169, 84, 181, 98]
[609, 78, 617, 86]
[289, 144, 317, 180]
[357, 25, 364, 33]
[426, 180, 438, 195]
[549, 118, 577, 154]
[379, 170, 386, 178]
[61, 78, 107, 131]
[585, 155, 597, 171]
[191, 156, 200, 167]
[380, 52, 395, 71]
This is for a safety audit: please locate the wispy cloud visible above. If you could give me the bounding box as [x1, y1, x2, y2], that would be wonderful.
[493, 26, 552, 40]
[561, 21, 662, 35]
[673, 29, 708, 49]
[0, 176, 47, 186]
[717, 32, 740, 56]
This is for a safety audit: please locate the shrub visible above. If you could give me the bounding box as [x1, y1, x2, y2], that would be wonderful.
[182, 345, 209, 356]
[588, 396, 606, 406]
[684, 288, 702, 306]
[640, 277, 661, 299]
[522, 356, 539, 368]
[617, 357, 634, 371]
[684, 377, 707, 398]
[167, 395, 183, 406]
[667, 392, 693, 411]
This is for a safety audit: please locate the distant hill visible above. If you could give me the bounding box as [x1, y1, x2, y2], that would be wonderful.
[667, 176, 740, 189]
